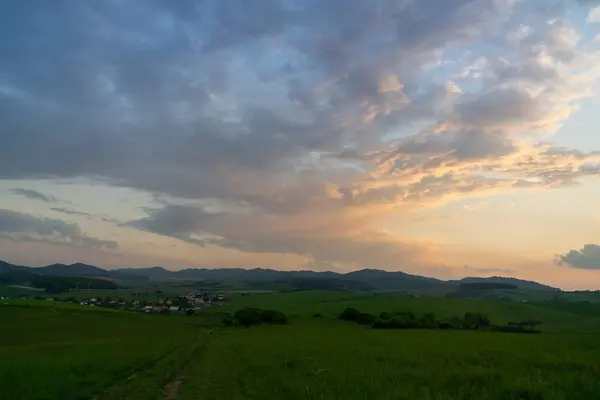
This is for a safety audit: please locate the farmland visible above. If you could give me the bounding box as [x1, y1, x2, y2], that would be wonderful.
[3, 290, 600, 399]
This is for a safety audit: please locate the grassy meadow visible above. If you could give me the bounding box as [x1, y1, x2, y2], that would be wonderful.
[0, 303, 208, 400]
[3, 290, 600, 399]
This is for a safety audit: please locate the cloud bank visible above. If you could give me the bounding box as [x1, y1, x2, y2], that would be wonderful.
[1, 0, 599, 270]
[0, 210, 116, 250]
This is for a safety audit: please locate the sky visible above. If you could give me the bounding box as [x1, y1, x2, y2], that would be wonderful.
[2, 0, 600, 289]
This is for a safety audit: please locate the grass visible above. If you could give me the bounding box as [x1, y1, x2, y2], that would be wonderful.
[0, 303, 206, 400]
[179, 321, 600, 400]
[217, 290, 600, 333]
[5, 290, 600, 399]
[0, 284, 45, 298]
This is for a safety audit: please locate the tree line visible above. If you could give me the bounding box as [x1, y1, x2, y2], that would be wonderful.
[222, 307, 541, 333]
[338, 308, 541, 333]
[222, 308, 289, 327]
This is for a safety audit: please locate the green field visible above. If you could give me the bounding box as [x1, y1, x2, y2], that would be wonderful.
[4, 291, 600, 399]
[0, 284, 45, 298]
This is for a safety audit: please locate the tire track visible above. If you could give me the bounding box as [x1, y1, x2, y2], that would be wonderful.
[161, 330, 216, 400]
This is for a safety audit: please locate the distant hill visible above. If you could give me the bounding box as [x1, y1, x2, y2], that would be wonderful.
[36, 263, 110, 277]
[455, 276, 559, 292]
[0, 260, 561, 292]
[0, 260, 145, 288]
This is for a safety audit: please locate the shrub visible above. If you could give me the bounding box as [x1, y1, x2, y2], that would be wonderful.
[438, 322, 452, 330]
[492, 325, 541, 334]
[509, 320, 542, 329]
[419, 313, 437, 329]
[379, 311, 391, 320]
[356, 312, 375, 325]
[231, 308, 289, 327]
[462, 312, 490, 330]
[338, 308, 361, 322]
[261, 309, 289, 325]
[338, 308, 375, 325]
[233, 308, 264, 327]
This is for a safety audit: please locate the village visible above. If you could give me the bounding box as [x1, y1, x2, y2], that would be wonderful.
[4, 291, 229, 315]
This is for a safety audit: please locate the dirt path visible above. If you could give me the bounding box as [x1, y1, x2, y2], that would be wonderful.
[160, 332, 214, 400]
[162, 379, 182, 400]
[91, 351, 172, 400]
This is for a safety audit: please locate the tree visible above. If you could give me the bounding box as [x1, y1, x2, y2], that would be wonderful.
[260, 309, 289, 324]
[379, 311, 391, 320]
[338, 308, 375, 325]
[231, 308, 289, 327]
[463, 312, 490, 329]
[233, 308, 265, 327]
[420, 313, 437, 328]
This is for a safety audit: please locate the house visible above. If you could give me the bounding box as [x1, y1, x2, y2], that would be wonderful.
[169, 306, 179, 312]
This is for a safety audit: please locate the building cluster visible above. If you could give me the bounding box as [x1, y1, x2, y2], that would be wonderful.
[12, 291, 228, 315]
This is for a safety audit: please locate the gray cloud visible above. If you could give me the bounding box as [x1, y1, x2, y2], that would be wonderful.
[0, 0, 599, 267]
[129, 203, 434, 269]
[556, 244, 600, 269]
[0, 209, 117, 249]
[10, 188, 56, 203]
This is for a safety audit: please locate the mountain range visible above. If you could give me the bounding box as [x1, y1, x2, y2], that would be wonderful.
[0, 260, 560, 292]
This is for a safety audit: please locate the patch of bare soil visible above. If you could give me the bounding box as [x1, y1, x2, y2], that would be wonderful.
[162, 377, 182, 400]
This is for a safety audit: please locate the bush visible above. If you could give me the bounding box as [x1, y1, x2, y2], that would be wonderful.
[462, 312, 490, 329]
[379, 311, 391, 320]
[419, 313, 437, 329]
[338, 308, 375, 325]
[233, 308, 264, 327]
[338, 308, 361, 322]
[261, 309, 289, 324]
[357, 312, 375, 325]
[230, 308, 289, 327]
[492, 325, 541, 334]
[345, 308, 542, 335]
[438, 322, 452, 330]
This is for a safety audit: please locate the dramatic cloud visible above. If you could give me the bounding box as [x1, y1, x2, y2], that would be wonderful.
[0, 0, 599, 270]
[10, 188, 56, 203]
[130, 203, 438, 270]
[0, 209, 116, 249]
[556, 244, 600, 269]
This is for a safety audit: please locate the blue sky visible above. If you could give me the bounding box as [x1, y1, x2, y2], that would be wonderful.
[1, 0, 600, 289]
